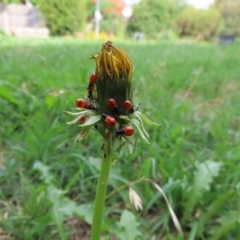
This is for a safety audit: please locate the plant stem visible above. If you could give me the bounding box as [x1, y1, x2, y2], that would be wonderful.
[90, 138, 112, 240]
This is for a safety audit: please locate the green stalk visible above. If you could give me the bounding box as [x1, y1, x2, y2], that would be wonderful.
[90, 137, 112, 240]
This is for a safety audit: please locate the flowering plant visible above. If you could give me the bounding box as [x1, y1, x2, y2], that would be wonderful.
[66, 41, 158, 148]
[66, 41, 159, 239]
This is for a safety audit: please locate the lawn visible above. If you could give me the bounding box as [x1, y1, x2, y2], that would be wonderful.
[0, 36, 240, 240]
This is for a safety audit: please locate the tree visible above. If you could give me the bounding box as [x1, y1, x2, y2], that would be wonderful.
[175, 6, 221, 41]
[38, 0, 87, 36]
[214, 0, 240, 35]
[126, 0, 182, 39]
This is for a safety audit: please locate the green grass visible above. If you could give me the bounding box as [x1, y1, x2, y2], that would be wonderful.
[0, 36, 240, 240]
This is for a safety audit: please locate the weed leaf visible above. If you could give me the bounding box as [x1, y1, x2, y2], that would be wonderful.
[194, 160, 222, 192]
[118, 210, 141, 240]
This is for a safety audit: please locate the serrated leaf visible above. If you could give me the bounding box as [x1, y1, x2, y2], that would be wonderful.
[200, 190, 235, 225]
[74, 204, 94, 224]
[58, 198, 93, 222]
[33, 161, 53, 184]
[58, 197, 78, 216]
[183, 160, 222, 222]
[47, 185, 66, 203]
[209, 210, 240, 240]
[118, 210, 141, 240]
[194, 160, 222, 192]
[134, 111, 160, 126]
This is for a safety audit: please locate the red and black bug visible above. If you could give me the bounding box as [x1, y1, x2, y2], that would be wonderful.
[107, 98, 117, 109]
[116, 126, 134, 137]
[123, 100, 134, 113]
[102, 113, 116, 127]
[76, 99, 96, 110]
[79, 116, 87, 123]
[87, 73, 98, 99]
[107, 98, 120, 114]
[123, 100, 132, 110]
[89, 73, 98, 84]
[123, 100, 140, 114]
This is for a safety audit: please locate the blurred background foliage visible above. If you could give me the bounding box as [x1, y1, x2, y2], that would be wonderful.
[175, 6, 221, 41]
[37, 0, 87, 36]
[2, 0, 240, 40]
[126, 0, 183, 39]
[215, 0, 240, 35]
[1, 35, 240, 240]
[1, 0, 240, 239]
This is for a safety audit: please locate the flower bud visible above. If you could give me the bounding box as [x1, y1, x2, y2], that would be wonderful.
[66, 41, 159, 146]
[92, 41, 133, 116]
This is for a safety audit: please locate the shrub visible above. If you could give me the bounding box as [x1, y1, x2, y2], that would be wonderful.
[175, 6, 221, 41]
[126, 0, 182, 39]
[38, 0, 86, 36]
[215, 0, 240, 35]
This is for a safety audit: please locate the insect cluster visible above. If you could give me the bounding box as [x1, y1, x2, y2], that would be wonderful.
[66, 41, 159, 146]
[75, 72, 135, 139]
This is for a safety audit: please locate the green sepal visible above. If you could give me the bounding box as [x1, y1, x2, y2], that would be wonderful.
[131, 118, 150, 144]
[118, 115, 130, 121]
[77, 126, 92, 140]
[64, 109, 96, 116]
[127, 135, 135, 154]
[65, 110, 97, 125]
[96, 124, 107, 138]
[80, 115, 102, 127]
[134, 111, 160, 127]
[132, 112, 150, 139]
[66, 115, 85, 125]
